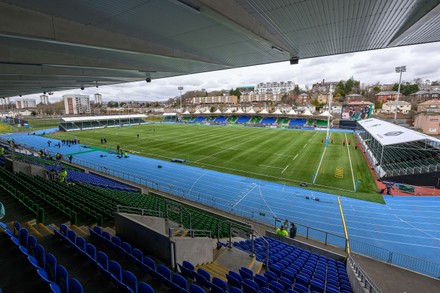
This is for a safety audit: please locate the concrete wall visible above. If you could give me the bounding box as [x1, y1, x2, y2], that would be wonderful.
[266, 231, 346, 261]
[12, 160, 46, 178]
[174, 237, 214, 266]
[115, 213, 172, 265]
[115, 213, 215, 269]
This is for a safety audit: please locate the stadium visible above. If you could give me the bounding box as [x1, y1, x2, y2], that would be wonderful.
[1, 1, 440, 293]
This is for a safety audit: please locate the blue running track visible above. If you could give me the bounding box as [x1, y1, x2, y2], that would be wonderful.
[2, 131, 439, 277]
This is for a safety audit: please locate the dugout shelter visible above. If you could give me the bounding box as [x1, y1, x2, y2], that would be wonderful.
[59, 114, 146, 131]
[356, 118, 440, 187]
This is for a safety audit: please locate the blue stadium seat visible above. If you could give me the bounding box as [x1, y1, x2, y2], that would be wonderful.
[178, 261, 195, 280]
[190, 284, 206, 293]
[294, 283, 308, 293]
[27, 235, 38, 257]
[93, 226, 102, 236]
[239, 267, 254, 280]
[269, 281, 284, 293]
[29, 244, 45, 269]
[171, 273, 188, 292]
[138, 282, 155, 293]
[60, 224, 68, 236]
[53, 264, 69, 293]
[76, 236, 86, 252]
[131, 248, 144, 264]
[227, 271, 242, 288]
[260, 287, 275, 293]
[97, 251, 109, 270]
[13, 221, 20, 237]
[254, 274, 268, 288]
[122, 270, 138, 293]
[109, 260, 123, 284]
[112, 235, 122, 247]
[67, 230, 76, 245]
[157, 264, 172, 286]
[194, 268, 210, 288]
[144, 257, 156, 271]
[122, 241, 132, 254]
[279, 276, 293, 290]
[69, 278, 83, 293]
[211, 277, 227, 293]
[37, 253, 57, 283]
[243, 278, 259, 293]
[86, 243, 97, 262]
[264, 271, 278, 283]
[229, 286, 244, 293]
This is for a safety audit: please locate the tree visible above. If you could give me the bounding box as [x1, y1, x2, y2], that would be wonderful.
[31, 110, 37, 116]
[391, 82, 419, 96]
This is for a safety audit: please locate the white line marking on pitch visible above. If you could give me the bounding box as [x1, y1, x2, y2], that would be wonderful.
[259, 164, 284, 170]
[303, 144, 308, 149]
[231, 183, 258, 208]
[281, 164, 290, 174]
[344, 133, 356, 190]
[313, 134, 331, 184]
[292, 154, 298, 161]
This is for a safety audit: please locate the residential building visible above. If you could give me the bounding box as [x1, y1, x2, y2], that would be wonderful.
[311, 80, 339, 93]
[94, 93, 103, 105]
[381, 101, 411, 114]
[317, 93, 330, 104]
[0, 97, 10, 106]
[254, 81, 295, 95]
[40, 94, 49, 105]
[417, 99, 440, 113]
[240, 93, 282, 103]
[346, 94, 364, 102]
[16, 98, 36, 109]
[63, 94, 91, 114]
[375, 91, 399, 103]
[414, 113, 440, 135]
[410, 90, 440, 103]
[295, 93, 310, 106]
[191, 95, 238, 105]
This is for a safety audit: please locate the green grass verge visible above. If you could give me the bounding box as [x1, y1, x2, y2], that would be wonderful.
[0, 117, 60, 134]
[47, 123, 383, 203]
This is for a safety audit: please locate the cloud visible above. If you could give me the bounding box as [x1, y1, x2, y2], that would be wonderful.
[14, 42, 440, 103]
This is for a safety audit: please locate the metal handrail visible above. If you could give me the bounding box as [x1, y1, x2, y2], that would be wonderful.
[347, 254, 382, 293]
[116, 205, 163, 217]
[168, 227, 211, 238]
[252, 229, 269, 269]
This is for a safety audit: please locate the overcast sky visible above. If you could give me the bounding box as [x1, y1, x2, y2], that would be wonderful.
[14, 42, 440, 103]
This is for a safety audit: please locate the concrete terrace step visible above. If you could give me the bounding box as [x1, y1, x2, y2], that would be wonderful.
[34, 222, 54, 237]
[70, 224, 89, 237]
[209, 246, 263, 274]
[198, 262, 229, 281]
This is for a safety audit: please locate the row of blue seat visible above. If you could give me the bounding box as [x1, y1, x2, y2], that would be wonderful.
[234, 237, 352, 293]
[42, 165, 137, 192]
[3, 221, 83, 292]
[178, 260, 229, 293]
[53, 224, 155, 293]
[89, 225, 208, 293]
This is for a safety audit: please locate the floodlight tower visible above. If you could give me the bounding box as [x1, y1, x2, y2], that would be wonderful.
[178, 86, 183, 113]
[325, 84, 333, 147]
[394, 66, 406, 123]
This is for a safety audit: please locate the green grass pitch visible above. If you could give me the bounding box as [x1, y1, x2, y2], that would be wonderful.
[49, 124, 382, 203]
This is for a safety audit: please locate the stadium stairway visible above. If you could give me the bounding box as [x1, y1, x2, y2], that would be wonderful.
[196, 244, 263, 281]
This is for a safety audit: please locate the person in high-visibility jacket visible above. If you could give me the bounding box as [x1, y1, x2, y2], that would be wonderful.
[280, 226, 288, 237]
[59, 168, 67, 183]
[0, 147, 4, 156]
